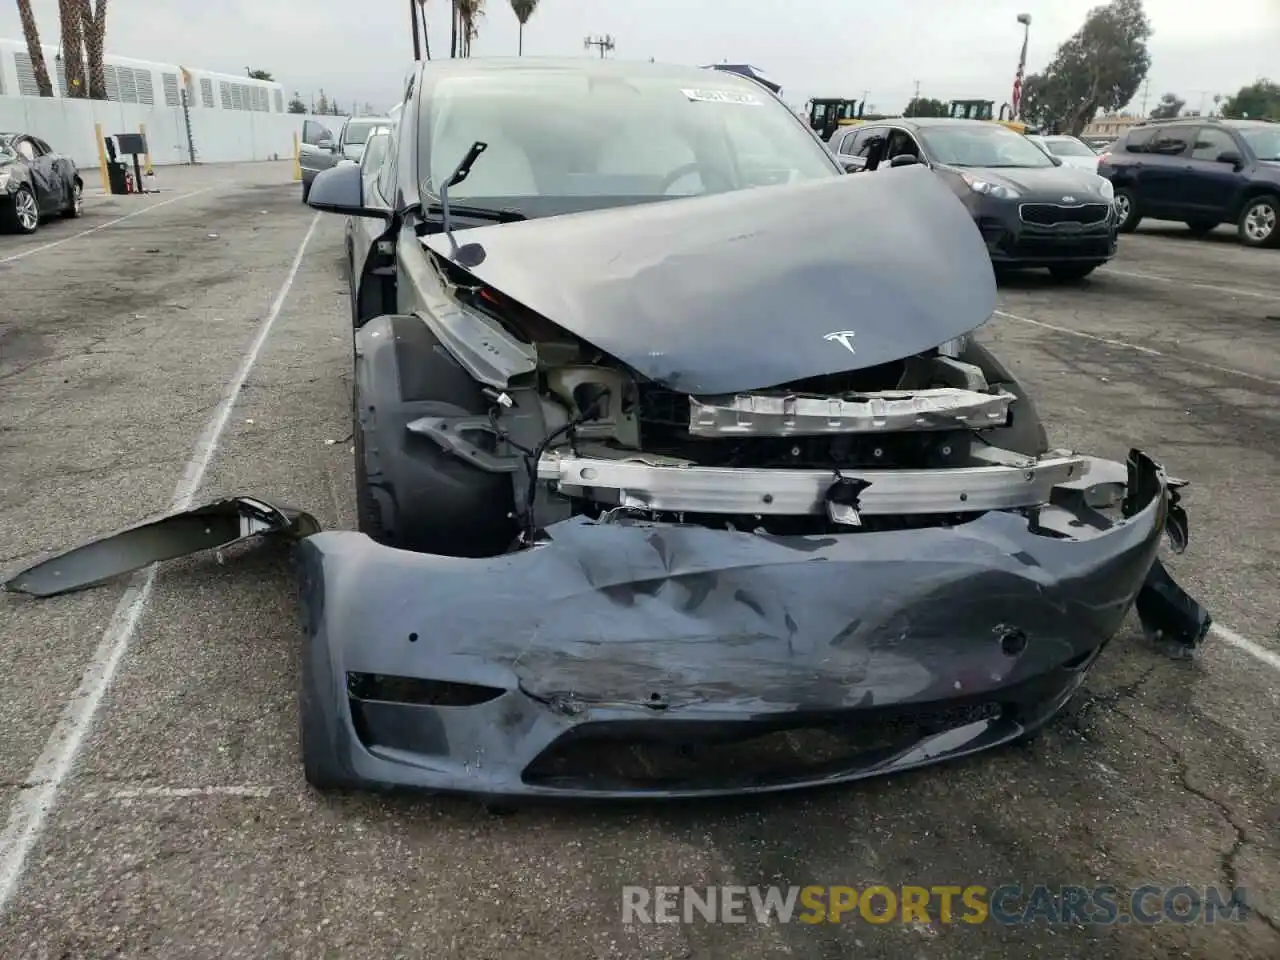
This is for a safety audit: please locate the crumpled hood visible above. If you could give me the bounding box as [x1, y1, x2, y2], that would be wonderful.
[947, 164, 1108, 199]
[423, 166, 997, 395]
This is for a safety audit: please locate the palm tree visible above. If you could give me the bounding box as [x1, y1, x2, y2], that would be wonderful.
[457, 0, 484, 56]
[56, 0, 88, 97]
[450, 0, 458, 56]
[76, 0, 108, 99]
[15, 0, 54, 96]
[509, 0, 538, 55]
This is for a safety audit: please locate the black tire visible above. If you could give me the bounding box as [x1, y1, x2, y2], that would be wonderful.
[1048, 262, 1100, 281]
[1184, 219, 1217, 236]
[352, 314, 516, 556]
[3, 185, 40, 234]
[1237, 194, 1279, 248]
[61, 178, 84, 218]
[301, 178, 312, 203]
[1113, 187, 1141, 233]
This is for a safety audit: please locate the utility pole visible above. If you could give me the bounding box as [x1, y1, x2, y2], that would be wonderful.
[583, 34, 616, 59]
[913, 79, 920, 101]
[1140, 79, 1150, 117]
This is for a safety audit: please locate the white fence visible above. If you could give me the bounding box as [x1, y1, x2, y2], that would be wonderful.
[0, 94, 337, 167]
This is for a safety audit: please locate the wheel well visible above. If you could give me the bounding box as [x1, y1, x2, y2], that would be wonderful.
[1232, 186, 1278, 220]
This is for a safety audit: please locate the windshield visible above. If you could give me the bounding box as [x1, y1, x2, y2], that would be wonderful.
[1240, 127, 1280, 161]
[417, 67, 838, 209]
[919, 124, 1057, 168]
[344, 121, 381, 146]
[1044, 137, 1095, 158]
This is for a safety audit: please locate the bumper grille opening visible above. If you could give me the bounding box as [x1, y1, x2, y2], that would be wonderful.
[1019, 203, 1111, 226]
[347, 672, 505, 707]
[522, 702, 1003, 791]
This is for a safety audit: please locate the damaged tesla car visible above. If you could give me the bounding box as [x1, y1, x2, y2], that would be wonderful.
[4, 58, 1211, 800]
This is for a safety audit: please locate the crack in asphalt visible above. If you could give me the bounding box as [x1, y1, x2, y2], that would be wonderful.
[1108, 705, 1280, 937]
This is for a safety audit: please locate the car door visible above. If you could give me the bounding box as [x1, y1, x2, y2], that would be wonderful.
[351, 126, 399, 321]
[1183, 126, 1242, 220]
[299, 119, 338, 176]
[13, 137, 60, 212]
[878, 127, 924, 170]
[1136, 125, 1193, 218]
[833, 126, 878, 172]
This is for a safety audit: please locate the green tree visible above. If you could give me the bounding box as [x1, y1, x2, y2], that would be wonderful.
[903, 97, 948, 118]
[1019, 0, 1152, 135]
[1149, 92, 1185, 119]
[509, 0, 539, 55]
[288, 92, 307, 113]
[316, 89, 330, 114]
[1221, 79, 1280, 120]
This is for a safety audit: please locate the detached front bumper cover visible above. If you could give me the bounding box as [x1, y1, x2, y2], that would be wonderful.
[2, 451, 1211, 799]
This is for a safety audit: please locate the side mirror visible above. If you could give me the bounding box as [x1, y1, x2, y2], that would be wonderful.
[307, 162, 384, 217]
[1216, 151, 1242, 167]
[841, 159, 861, 173]
[315, 137, 333, 151]
[888, 154, 922, 168]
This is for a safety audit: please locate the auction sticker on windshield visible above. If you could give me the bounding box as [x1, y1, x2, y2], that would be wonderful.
[681, 88, 763, 105]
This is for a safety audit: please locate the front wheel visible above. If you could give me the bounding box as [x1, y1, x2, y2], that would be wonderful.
[1048, 262, 1100, 281]
[1113, 187, 1141, 233]
[1238, 194, 1279, 248]
[301, 178, 312, 204]
[3, 185, 40, 234]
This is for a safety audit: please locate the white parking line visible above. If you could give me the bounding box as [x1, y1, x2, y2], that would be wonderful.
[1099, 267, 1280, 303]
[107, 785, 277, 800]
[0, 212, 322, 913]
[1212, 624, 1280, 672]
[0, 187, 215, 265]
[992, 310, 1280, 387]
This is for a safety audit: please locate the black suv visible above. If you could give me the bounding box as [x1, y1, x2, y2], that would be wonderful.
[1098, 117, 1280, 247]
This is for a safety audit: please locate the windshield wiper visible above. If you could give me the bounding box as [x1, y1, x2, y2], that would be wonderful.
[423, 201, 526, 224]
[434, 141, 492, 262]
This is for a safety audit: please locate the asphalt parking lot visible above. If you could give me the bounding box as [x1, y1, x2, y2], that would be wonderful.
[0, 161, 1277, 959]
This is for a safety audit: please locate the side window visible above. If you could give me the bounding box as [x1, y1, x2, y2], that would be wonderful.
[32, 137, 53, 155]
[15, 138, 38, 160]
[884, 129, 921, 160]
[857, 128, 885, 159]
[376, 121, 400, 203]
[837, 129, 862, 156]
[1122, 127, 1157, 153]
[1190, 127, 1237, 161]
[301, 120, 333, 145]
[1147, 126, 1192, 156]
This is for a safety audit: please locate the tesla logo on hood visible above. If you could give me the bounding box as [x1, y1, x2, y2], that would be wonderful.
[1062, 195, 1077, 203]
[823, 330, 857, 355]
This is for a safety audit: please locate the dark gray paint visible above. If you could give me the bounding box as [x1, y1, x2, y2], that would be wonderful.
[423, 166, 998, 394]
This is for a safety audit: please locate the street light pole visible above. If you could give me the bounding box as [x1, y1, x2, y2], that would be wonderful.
[1014, 13, 1031, 123]
[584, 34, 616, 59]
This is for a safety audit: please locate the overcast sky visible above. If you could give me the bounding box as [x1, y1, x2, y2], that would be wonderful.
[3, 0, 1277, 115]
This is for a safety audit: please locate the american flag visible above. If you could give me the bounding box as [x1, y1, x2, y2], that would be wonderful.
[1012, 31, 1029, 117]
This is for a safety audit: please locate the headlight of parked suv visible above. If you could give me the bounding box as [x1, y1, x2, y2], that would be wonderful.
[960, 173, 1020, 200]
[1095, 177, 1115, 201]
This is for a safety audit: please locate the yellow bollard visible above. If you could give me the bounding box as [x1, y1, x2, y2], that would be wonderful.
[292, 132, 303, 181]
[94, 121, 112, 195]
[139, 122, 154, 176]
